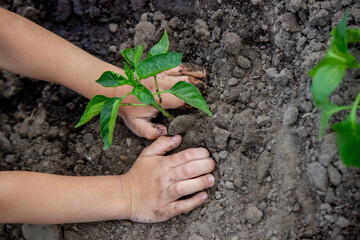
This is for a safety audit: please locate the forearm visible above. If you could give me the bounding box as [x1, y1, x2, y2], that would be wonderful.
[0, 171, 131, 224]
[0, 8, 128, 99]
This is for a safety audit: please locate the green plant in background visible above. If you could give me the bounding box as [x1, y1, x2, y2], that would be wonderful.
[309, 12, 360, 168]
[76, 30, 212, 149]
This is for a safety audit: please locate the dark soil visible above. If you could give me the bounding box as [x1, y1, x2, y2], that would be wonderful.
[1, 0, 360, 239]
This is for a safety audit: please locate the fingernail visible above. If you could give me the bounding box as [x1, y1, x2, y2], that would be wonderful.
[153, 124, 168, 136]
[201, 193, 208, 200]
[208, 175, 214, 185]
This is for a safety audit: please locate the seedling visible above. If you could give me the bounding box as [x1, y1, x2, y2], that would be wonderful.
[309, 13, 360, 168]
[76, 30, 212, 149]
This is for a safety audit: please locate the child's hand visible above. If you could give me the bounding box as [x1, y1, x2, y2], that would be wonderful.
[116, 63, 208, 140]
[122, 135, 215, 223]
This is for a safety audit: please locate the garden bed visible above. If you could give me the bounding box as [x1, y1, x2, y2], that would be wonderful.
[1, 0, 360, 239]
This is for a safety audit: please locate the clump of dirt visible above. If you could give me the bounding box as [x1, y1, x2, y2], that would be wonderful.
[1, 0, 360, 239]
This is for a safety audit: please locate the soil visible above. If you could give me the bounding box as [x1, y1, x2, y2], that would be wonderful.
[1, 0, 360, 239]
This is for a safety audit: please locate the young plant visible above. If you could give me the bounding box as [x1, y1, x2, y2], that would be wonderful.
[309, 13, 360, 168]
[76, 30, 212, 149]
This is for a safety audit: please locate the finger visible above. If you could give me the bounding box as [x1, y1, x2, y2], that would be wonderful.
[160, 93, 185, 109]
[130, 118, 168, 140]
[170, 148, 210, 167]
[165, 63, 208, 79]
[169, 174, 215, 200]
[171, 158, 215, 181]
[141, 135, 182, 156]
[165, 192, 208, 217]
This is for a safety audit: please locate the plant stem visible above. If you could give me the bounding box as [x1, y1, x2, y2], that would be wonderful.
[119, 103, 149, 106]
[154, 75, 162, 105]
[122, 92, 132, 99]
[350, 91, 360, 122]
[153, 90, 168, 95]
[151, 103, 174, 119]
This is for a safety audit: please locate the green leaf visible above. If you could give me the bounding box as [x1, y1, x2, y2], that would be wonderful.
[346, 28, 360, 43]
[311, 62, 346, 106]
[332, 117, 360, 168]
[165, 81, 212, 116]
[75, 95, 109, 128]
[121, 45, 144, 69]
[136, 52, 182, 80]
[96, 71, 135, 87]
[124, 62, 135, 83]
[148, 30, 169, 58]
[330, 12, 348, 55]
[318, 102, 350, 138]
[100, 97, 123, 150]
[132, 83, 156, 104]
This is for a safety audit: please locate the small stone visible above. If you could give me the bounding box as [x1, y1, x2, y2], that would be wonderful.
[281, 12, 300, 32]
[257, 150, 271, 182]
[5, 154, 17, 164]
[125, 138, 132, 148]
[307, 162, 329, 192]
[328, 165, 342, 186]
[296, 126, 308, 138]
[283, 104, 299, 126]
[221, 32, 241, 55]
[265, 68, 278, 78]
[234, 177, 243, 188]
[212, 126, 230, 149]
[233, 67, 245, 78]
[237, 56, 251, 69]
[256, 115, 271, 126]
[211, 9, 224, 20]
[87, 146, 102, 162]
[194, 19, 210, 40]
[288, 0, 303, 12]
[225, 181, 235, 189]
[153, 11, 166, 21]
[228, 77, 239, 86]
[325, 215, 335, 223]
[0, 131, 12, 152]
[274, 69, 293, 86]
[335, 216, 350, 228]
[245, 206, 263, 224]
[215, 191, 222, 199]
[318, 133, 338, 166]
[169, 17, 182, 29]
[325, 188, 336, 204]
[109, 23, 118, 33]
[219, 150, 228, 159]
[351, 7, 360, 22]
[293, 203, 301, 212]
[108, 45, 118, 53]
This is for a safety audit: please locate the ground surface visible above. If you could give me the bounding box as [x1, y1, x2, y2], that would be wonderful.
[1, 0, 360, 239]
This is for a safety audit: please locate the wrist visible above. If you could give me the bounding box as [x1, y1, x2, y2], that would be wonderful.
[107, 174, 133, 220]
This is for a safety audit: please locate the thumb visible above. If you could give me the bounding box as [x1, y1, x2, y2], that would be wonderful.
[126, 118, 168, 140]
[141, 135, 182, 156]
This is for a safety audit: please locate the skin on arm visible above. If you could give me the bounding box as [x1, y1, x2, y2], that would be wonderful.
[0, 136, 215, 224]
[0, 8, 208, 139]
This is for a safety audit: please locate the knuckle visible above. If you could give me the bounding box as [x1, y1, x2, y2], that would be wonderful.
[182, 164, 194, 176]
[183, 150, 194, 160]
[174, 184, 185, 196]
